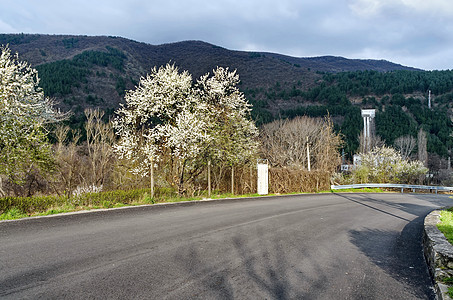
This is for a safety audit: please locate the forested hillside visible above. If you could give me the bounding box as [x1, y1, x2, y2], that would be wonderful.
[269, 70, 453, 159]
[1, 33, 451, 162]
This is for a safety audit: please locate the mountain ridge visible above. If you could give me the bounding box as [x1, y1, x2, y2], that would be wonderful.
[0, 33, 418, 118]
[0, 34, 418, 73]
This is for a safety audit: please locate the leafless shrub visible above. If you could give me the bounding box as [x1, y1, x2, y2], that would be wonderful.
[260, 116, 342, 172]
[394, 135, 416, 159]
[260, 116, 320, 168]
[359, 130, 385, 154]
[258, 116, 342, 193]
[418, 129, 428, 167]
[1, 167, 52, 197]
[53, 125, 85, 195]
[84, 108, 116, 188]
[269, 168, 330, 193]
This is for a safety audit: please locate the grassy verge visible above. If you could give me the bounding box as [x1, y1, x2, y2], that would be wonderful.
[328, 187, 384, 193]
[437, 208, 453, 298]
[443, 277, 453, 298]
[438, 208, 453, 244]
[0, 187, 384, 221]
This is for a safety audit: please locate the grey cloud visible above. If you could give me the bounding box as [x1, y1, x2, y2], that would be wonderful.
[0, 0, 452, 69]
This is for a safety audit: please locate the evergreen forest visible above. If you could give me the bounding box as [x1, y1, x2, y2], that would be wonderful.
[245, 70, 453, 158]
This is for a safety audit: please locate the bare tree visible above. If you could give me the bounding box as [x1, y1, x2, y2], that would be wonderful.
[312, 116, 343, 173]
[418, 129, 428, 167]
[359, 131, 385, 154]
[394, 135, 416, 160]
[53, 125, 83, 195]
[260, 116, 342, 172]
[84, 108, 116, 188]
[260, 117, 321, 168]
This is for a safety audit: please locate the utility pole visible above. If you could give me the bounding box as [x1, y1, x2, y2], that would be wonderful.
[428, 90, 432, 109]
[306, 136, 311, 171]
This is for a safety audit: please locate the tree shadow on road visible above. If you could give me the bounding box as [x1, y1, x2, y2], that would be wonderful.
[333, 192, 445, 222]
[349, 215, 436, 299]
[331, 193, 443, 299]
[166, 193, 449, 299]
[168, 229, 329, 299]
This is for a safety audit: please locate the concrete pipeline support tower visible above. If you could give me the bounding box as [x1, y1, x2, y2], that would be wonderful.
[361, 109, 376, 153]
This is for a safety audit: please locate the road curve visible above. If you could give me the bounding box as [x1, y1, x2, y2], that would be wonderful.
[1, 193, 452, 299]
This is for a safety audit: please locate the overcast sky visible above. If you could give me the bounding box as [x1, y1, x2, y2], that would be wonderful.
[1, 0, 452, 70]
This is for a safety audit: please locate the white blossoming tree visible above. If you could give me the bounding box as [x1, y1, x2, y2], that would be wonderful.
[113, 64, 210, 195]
[353, 146, 428, 184]
[0, 46, 61, 196]
[196, 67, 259, 193]
[113, 64, 258, 196]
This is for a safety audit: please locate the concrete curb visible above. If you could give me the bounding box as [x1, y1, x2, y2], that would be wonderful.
[423, 209, 453, 300]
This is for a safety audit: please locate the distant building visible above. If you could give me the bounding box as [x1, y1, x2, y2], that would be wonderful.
[340, 154, 361, 173]
[341, 164, 352, 172]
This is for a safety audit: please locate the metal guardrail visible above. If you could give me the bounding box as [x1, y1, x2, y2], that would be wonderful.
[331, 183, 453, 194]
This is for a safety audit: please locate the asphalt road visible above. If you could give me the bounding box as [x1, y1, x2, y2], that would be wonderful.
[1, 193, 452, 299]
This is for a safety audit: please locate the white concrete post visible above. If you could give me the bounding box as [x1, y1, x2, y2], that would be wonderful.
[257, 159, 269, 195]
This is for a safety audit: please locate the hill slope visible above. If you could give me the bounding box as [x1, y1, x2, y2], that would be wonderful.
[0, 34, 417, 116]
[3, 33, 452, 164]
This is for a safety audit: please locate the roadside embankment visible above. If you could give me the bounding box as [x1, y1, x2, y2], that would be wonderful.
[423, 210, 453, 300]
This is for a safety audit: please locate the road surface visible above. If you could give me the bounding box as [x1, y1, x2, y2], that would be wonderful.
[1, 193, 452, 299]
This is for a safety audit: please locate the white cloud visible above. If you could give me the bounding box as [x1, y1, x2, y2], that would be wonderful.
[401, 0, 453, 17]
[349, 0, 386, 17]
[0, 19, 17, 33]
[349, 0, 453, 18]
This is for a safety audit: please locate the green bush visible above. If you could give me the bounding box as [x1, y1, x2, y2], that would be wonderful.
[0, 186, 191, 220]
[0, 195, 65, 214]
[0, 208, 29, 220]
[70, 189, 151, 207]
[0, 189, 153, 215]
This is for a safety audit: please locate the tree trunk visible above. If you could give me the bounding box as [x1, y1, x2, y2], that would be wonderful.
[150, 156, 154, 198]
[250, 164, 253, 194]
[208, 159, 211, 198]
[231, 165, 234, 195]
[418, 129, 428, 167]
[0, 176, 5, 197]
[178, 160, 187, 196]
